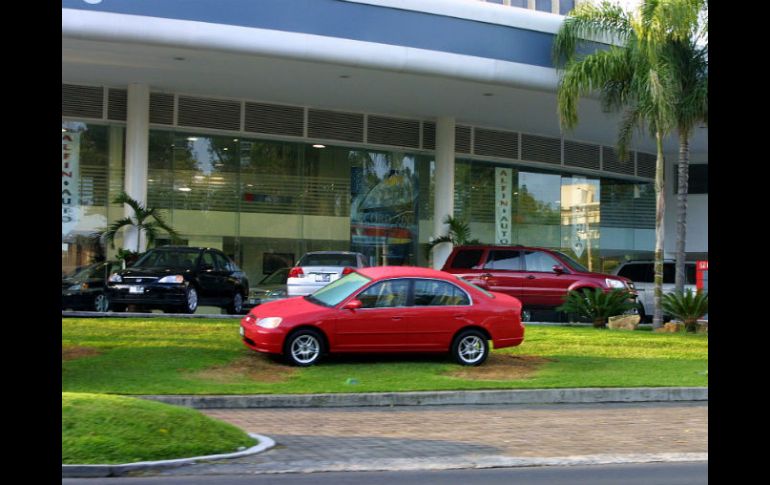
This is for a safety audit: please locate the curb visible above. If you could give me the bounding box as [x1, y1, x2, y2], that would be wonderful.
[138, 387, 707, 409]
[61, 433, 275, 478]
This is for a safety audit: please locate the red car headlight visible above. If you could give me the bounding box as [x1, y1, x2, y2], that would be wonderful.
[242, 314, 257, 326]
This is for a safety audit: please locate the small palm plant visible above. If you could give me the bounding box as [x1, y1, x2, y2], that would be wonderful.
[557, 288, 638, 328]
[101, 192, 180, 254]
[662, 290, 708, 333]
[426, 215, 480, 258]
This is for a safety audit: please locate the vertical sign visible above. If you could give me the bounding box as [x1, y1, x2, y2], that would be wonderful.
[62, 132, 80, 236]
[495, 167, 512, 244]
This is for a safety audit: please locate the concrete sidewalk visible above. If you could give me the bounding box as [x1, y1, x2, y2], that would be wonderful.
[154, 401, 708, 476]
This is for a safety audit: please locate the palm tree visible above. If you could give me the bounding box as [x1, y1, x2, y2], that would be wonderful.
[426, 215, 480, 259]
[650, 2, 708, 293]
[101, 192, 180, 254]
[553, 0, 677, 328]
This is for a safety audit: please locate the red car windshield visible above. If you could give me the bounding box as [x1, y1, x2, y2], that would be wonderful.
[305, 272, 371, 307]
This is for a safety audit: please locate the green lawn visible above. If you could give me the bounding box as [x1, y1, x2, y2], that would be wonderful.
[62, 392, 256, 464]
[62, 318, 708, 394]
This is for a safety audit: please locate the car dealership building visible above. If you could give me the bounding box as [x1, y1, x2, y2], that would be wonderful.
[62, 0, 708, 285]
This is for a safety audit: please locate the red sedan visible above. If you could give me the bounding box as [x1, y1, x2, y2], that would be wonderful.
[240, 266, 524, 366]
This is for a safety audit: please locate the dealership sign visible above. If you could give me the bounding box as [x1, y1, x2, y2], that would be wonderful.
[495, 167, 512, 244]
[62, 132, 80, 236]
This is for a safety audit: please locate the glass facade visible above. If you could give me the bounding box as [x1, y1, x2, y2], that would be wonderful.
[61, 120, 655, 285]
[452, 159, 654, 273]
[61, 121, 125, 275]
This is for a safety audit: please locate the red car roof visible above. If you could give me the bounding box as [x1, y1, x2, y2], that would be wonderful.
[356, 266, 455, 280]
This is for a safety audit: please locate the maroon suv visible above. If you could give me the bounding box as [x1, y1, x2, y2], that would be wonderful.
[441, 246, 636, 321]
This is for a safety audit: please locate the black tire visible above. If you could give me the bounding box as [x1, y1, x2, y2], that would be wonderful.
[179, 286, 198, 314]
[284, 329, 324, 366]
[93, 293, 110, 312]
[451, 329, 489, 366]
[227, 291, 244, 315]
[637, 303, 649, 323]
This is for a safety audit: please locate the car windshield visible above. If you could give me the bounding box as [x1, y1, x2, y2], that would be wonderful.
[132, 249, 201, 270]
[554, 251, 589, 273]
[299, 253, 358, 267]
[305, 272, 371, 307]
[259, 268, 289, 285]
[65, 263, 104, 282]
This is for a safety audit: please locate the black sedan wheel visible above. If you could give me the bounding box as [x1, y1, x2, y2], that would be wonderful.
[94, 293, 110, 312]
[284, 329, 324, 366]
[179, 286, 198, 314]
[227, 292, 243, 314]
[451, 329, 489, 366]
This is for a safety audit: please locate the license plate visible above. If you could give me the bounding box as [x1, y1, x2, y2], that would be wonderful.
[314, 274, 330, 282]
[128, 285, 144, 294]
[239, 326, 245, 336]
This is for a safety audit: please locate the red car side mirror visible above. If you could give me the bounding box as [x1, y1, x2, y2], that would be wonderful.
[342, 299, 362, 310]
[552, 265, 565, 275]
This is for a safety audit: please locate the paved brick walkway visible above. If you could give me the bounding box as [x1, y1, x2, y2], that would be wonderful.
[146, 401, 706, 476]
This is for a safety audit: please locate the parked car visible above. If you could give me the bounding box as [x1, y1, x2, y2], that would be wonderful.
[241, 266, 524, 366]
[612, 260, 697, 322]
[106, 246, 249, 314]
[62, 261, 123, 312]
[243, 267, 289, 312]
[286, 251, 367, 297]
[441, 245, 636, 322]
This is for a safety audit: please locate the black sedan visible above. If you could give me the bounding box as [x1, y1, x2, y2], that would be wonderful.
[62, 261, 123, 312]
[106, 247, 249, 314]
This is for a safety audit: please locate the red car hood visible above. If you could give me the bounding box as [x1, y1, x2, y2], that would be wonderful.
[247, 296, 331, 321]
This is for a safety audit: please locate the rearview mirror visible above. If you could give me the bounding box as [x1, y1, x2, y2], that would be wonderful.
[342, 299, 362, 310]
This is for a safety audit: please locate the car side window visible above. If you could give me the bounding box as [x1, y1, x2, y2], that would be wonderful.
[449, 249, 484, 269]
[356, 280, 409, 308]
[413, 279, 470, 306]
[618, 264, 647, 282]
[213, 252, 231, 272]
[686, 264, 696, 285]
[201, 252, 217, 270]
[484, 250, 522, 270]
[523, 251, 561, 273]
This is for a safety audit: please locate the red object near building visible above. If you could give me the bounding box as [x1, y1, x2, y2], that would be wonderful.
[696, 261, 708, 292]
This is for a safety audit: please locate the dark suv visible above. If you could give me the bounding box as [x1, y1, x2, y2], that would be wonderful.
[106, 247, 249, 314]
[441, 246, 636, 321]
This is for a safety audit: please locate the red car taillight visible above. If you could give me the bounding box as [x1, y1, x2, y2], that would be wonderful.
[288, 267, 304, 278]
[342, 267, 355, 275]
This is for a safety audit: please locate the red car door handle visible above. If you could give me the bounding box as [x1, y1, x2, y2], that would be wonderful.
[526, 275, 536, 279]
[481, 273, 493, 279]
[391, 316, 403, 321]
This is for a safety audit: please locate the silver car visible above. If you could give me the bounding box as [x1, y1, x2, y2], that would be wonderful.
[612, 260, 697, 322]
[286, 251, 368, 296]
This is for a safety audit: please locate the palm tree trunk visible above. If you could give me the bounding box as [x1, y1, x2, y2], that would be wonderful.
[674, 132, 690, 294]
[653, 130, 666, 329]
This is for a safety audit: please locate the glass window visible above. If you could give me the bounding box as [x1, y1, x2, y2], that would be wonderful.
[553, 251, 588, 273]
[201, 251, 217, 269]
[414, 280, 470, 306]
[133, 249, 201, 270]
[536, 0, 553, 13]
[260, 268, 289, 285]
[308, 272, 371, 307]
[299, 253, 358, 267]
[450, 249, 484, 269]
[213, 252, 231, 271]
[617, 263, 653, 283]
[523, 250, 561, 272]
[559, 0, 576, 15]
[356, 279, 410, 308]
[484, 250, 523, 270]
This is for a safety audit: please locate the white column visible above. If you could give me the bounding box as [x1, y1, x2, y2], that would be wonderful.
[432, 116, 456, 269]
[123, 83, 150, 253]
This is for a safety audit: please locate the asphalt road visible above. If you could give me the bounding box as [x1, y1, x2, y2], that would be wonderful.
[62, 462, 708, 485]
